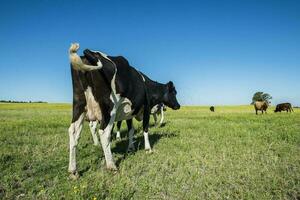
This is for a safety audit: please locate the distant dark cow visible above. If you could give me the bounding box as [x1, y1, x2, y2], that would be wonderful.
[254, 101, 268, 115]
[68, 43, 180, 177]
[274, 103, 293, 113]
[210, 106, 215, 112]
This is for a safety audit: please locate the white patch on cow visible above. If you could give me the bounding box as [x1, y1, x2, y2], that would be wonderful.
[89, 121, 99, 146]
[90, 50, 114, 63]
[127, 127, 135, 152]
[116, 131, 121, 140]
[159, 106, 164, 125]
[68, 113, 85, 173]
[84, 86, 102, 121]
[151, 105, 159, 114]
[143, 131, 152, 152]
[139, 72, 145, 82]
[97, 60, 102, 66]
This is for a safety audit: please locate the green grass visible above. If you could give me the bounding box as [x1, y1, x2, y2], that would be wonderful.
[0, 103, 299, 199]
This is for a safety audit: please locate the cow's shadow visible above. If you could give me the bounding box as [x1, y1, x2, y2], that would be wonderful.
[77, 127, 177, 176]
[111, 130, 178, 166]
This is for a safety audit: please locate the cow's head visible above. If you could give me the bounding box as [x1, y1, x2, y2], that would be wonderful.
[163, 81, 180, 110]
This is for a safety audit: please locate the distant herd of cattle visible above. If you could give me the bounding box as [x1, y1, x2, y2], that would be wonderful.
[68, 43, 295, 178]
[210, 102, 294, 114]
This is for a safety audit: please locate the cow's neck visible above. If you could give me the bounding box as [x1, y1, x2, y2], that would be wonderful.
[147, 81, 166, 108]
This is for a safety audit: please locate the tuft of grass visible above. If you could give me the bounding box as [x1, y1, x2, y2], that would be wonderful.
[0, 103, 299, 199]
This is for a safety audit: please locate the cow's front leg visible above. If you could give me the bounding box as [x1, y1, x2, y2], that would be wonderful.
[99, 108, 117, 171]
[68, 113, 85, 179]
[159, 107, 164, 126]
[143, 106, 152, 153]
[89, 121, 99, 146]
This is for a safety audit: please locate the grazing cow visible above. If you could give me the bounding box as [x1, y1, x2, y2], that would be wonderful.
[115, 103, 167, 140]
[254, 101, 269, 115]
[274, 103, 293, 113]
[210, 106, 215, 112]
[68, 44, 180, 178]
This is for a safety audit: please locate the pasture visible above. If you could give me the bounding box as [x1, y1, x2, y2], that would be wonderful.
[0, 103, 299, 199]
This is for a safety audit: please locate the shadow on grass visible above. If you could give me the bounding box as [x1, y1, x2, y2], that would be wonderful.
[78, 165, 91, 177]
[112, 130, 178, 167]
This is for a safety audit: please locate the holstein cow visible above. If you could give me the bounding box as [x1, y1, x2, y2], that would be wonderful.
[115, 103, 167, 140]
[254, 101, 269, 115]
[274, 103, 293, 113]
[68, 43, 180, 178]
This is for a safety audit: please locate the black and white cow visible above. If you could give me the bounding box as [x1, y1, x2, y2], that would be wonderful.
[68, 43, 180, 178]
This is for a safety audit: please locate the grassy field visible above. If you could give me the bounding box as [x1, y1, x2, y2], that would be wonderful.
[0, 103, 299, 199]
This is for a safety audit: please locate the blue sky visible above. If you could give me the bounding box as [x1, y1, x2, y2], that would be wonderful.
[0, 0, 299, 105]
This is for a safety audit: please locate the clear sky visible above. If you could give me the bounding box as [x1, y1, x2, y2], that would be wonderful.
[0, 0, 299, 105]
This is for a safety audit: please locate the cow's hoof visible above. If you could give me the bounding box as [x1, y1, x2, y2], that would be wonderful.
[145, 149, 153, 154]
[127, 149, 135, 154]
[93, 142, 100, 146]
[69, 171, 79, 180]
[106, 164, 118, 172]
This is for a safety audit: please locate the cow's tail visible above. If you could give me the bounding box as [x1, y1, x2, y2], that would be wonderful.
[69, 43, 103, 71]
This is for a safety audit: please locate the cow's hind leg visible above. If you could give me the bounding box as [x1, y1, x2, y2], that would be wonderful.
[159, 107, 164, 126]
[99, 106, 118, 171]
[68, 113, 85, 179]
[89, 121, 99, 146]
[126, 119, 135, 152]
[153, 113, 157, 125]
[116, 121, 122, 140]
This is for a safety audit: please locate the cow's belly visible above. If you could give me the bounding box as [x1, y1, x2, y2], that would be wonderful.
[84, 86, 102, 121]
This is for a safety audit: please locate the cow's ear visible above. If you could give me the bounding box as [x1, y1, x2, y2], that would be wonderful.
[166, 81, 175, 92]
[167, 81, 174, 88]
